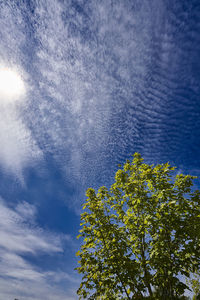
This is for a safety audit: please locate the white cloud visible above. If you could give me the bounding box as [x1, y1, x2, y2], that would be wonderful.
[31, 0, 157, 188]
[0, 104, 42, 179]
[0, 68, 25, 104]
[0, 0, 169, 201]
[0, 0, 146, 185]
[0, 277, 76, 300]
[0, 2, 42, 179]
[0, 199, 77, 300]
[0, 198, 66, 254]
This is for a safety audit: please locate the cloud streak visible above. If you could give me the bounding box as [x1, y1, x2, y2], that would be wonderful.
[0, 198, 76, 299]
[0, 105, 42, 179]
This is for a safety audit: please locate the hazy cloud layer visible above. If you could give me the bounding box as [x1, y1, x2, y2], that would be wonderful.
[0, 104, 42, 179]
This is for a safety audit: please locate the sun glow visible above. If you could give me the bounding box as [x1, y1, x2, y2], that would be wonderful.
[0, 68, 25, 103]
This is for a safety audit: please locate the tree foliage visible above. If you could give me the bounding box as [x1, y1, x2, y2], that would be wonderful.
[76, 153, 200, 299]
[187, 270, 200, 299]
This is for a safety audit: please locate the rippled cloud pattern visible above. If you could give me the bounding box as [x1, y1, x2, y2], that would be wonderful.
[1, 0, 200, 187]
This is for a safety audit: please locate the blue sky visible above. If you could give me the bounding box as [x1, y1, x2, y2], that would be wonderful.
[0, 0, 200, 299]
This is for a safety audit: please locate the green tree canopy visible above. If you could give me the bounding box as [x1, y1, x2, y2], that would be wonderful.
[76, 153, 200, 299]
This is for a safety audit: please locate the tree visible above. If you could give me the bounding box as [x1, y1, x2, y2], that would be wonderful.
[186, 270, 200, 299]
[76, 153, 200, 299]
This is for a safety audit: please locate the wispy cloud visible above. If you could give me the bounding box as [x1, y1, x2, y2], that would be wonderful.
[0, 104, 42, 179]
[0, 2, 42, 179]
[0, 0, 199, 195]
[0, 198, 77, 299]
[0, 0, 174, 184]
[26, 0, 152, 187]
[0, 276, 76, 300]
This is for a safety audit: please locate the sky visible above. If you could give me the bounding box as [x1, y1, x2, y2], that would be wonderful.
[0, 0, 200, 299]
